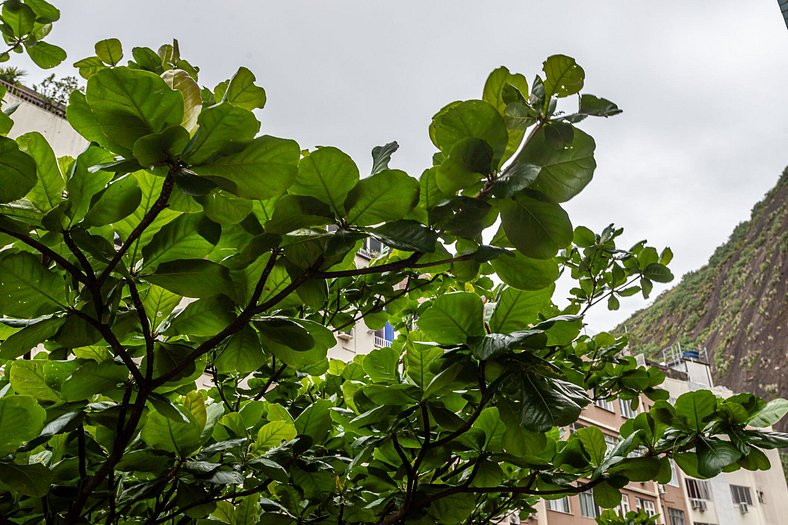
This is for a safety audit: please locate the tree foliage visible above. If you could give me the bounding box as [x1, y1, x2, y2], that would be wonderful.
[0, 3, 785, 524]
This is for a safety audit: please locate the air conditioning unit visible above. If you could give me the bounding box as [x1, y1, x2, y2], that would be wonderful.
[635, 354, 647, 367]
[658, 484, 666, 494]
[690, 499, 707, 512]
[337, 330, 353, 340]
[739, 502, 749, 514]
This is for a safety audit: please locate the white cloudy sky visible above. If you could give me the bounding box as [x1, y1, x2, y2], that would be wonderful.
[18, 0, 788, 331]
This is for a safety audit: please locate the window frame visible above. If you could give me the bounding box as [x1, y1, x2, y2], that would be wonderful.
[667, 508, 686, 525]
[545, 496, 571, 514]
[579, 492, 600, 519]
[730, 484, 753, 505]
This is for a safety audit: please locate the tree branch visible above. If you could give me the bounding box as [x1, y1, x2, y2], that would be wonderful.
[0, 225, 89, 285]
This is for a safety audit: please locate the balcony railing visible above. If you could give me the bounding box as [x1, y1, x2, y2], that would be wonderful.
[373, 336, 392, 348]
[0, 79, 66, 118]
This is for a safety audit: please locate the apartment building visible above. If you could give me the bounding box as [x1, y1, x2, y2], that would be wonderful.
[526, 348, 788, 525]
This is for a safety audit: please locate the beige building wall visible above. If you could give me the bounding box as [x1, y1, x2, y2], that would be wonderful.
[4, 90, 87, 157]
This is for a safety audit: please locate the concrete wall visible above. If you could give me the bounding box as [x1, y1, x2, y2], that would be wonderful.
[4, 93, 87, 157]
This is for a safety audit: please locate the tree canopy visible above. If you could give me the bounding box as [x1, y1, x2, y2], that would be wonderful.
[0, 2, 786, 524]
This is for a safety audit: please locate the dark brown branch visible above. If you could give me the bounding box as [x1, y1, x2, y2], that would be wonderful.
[96, 171, 175, 287]
[62, 230, 96, 281]
[0, 225, 89, 285]
[126, 279, 155, 382]
[253, 362, 287, 401]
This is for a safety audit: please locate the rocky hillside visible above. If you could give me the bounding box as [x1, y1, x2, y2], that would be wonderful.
[617, 170, 787, 430]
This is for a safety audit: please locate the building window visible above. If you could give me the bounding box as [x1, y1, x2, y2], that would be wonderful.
[730, 485, 753, 505]
[667, 508, 686, 525]
[595, 398, 615, 411]
[668, 459, 679, 487]
[579, 493, 600, 518]
[635, 498, 656, 517]
[545, 497, 570, 514]
[359, 237, 386, 259]
[604, 434, 618, 455]
[372, 322, 394, 348]
[619, 399, 638, 418]
[619, 494, 630, 514]
[685, 478, 711, 500]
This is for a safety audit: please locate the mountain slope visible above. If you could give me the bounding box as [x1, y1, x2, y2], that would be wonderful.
[617, 170, 787, 429]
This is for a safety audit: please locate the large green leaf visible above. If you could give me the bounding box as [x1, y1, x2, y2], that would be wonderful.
[467, 330, 546, 360]
[94, 38, 123, 65]
[142, 212, 218, 270]
[290, 147, 359, 216]
[0, 251, 67, 317]
[748, 398, 788, 428]
[363, 346, 400, 384]
[141, 405, 203, 455]
[370, 220, 438, 253]
[697, 438, 742, 478]
[0, 136, 37, 204]
[85, 67, 184, 154]
[64, 145, 115, 224]
[0, 463, 51, 497]
[203, 189, 253, 225]
[82, 173, 142, 227]
[344, 169, 419, 226]
[0, 316, 65, 360]
[542, 54, 585, 98]
[499, 192, 572, 259]
[264, 194, 334, 234]
[192, 135, 299, 200]
[518, 375, 589, 432]
[435, 137, 493, 195]
[294, 399, 333, 444]
[418, 292, 484, 345]
[430, 100, 508, 165]
[576, 426, 607, 467]
[162, 69, 202, 132]
[60, 360, 128, 401]
[224, 67, 267, 110]
[132, 125, 190, 167]
[16, 132, 63, 212]
[490, 251, 559, 291]
[255, 420, 296, 450]
[145, 259, 232, 298]
[24, 41, 66, 68]
[482, 66, 530, 161]
[675, 390, 716, 433]
[489, 285, 554, 333]
[185, 102, 259, 165]
[164, 295, 236, 338]
[8, 360, 62, 402]
[404, 341, 443, 388]
[215, 325, 266, 374]
[0, 395, 46, 455]
[517, 127, 596, 203]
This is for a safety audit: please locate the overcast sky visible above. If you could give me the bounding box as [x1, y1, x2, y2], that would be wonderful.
[18, 1, 788, 331]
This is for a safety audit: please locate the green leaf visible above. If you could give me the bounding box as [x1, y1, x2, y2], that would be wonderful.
[697, 438, 742, 478]
[60, 360, 128, 401]
[467, 330, 546, 360]
[215, 325, 265, 374]
[224, 66, 267, 110]
[142, 212, 218, 270]
[0, 135, 37, 204]
[675, 390, 716, 433]
[580, 94, 622, 117]
[489, 285, 554, 333]
[435, 137, 493, 195]
[517, 127, 596, 203]
[0, 395, 46, 455]
[290, 147, 359, 216]
[162, 69, 202, 132]
[163, 296, 235, 337]
[490, 251, 559, 291]
[132, 125, 190, 166]
[8, 360, 61, 402]
[405, 342, 443, 388]
[0, 316, 66, 360]
[542, 54, 585, 98]
[0, 462, 51, 497]
[146, 259, 233, 298]
[499, 192, 572, 259]
[94, 38, 123, 65]
[593, 481, 622, 508]
[370, 141, 398, 175]
[192, 135, 299, 200]
[748, 398, 788, 428]
[16, 132, 63, 212]
[141, 405, 203, 455]
[294, 399, 332, 444]
[204, 189, 253, 225]
[363, 346, 400, 384]
[185, 102, 260, 165]
[518, 375, 588, 432]
[345, 169, 419, 226]
[85, 67, 184, 154]
[82, 173, 142, 226]
[483, 66, 529, 115]
[66, 92, 107, 149]
[576, 426, 607, 466]
[642, 263, 674, 283]
[255, 420, 297, 450]
[490, 162, 540, 199]
[253, 317, 314, 351]
[0, 251, 67, 317]
[430, 100, 508, 165]
[24, 41, 66, 68]
[472, 407, 505, 451]
[370, 220, 438, 253]
[264, 194, 333, 234]
[24, 0, 60, 23]
[418, 292, 484, 345]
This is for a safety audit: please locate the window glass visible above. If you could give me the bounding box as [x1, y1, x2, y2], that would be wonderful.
[595, 398, 614, 411]
[668, 508, 686, 525]
[579, 493, 600, 518]
[619, 399, 638, 418]
[545, 497, 570, 513]
[730, 485, 753, 505]
[685, 478, 711, 500]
